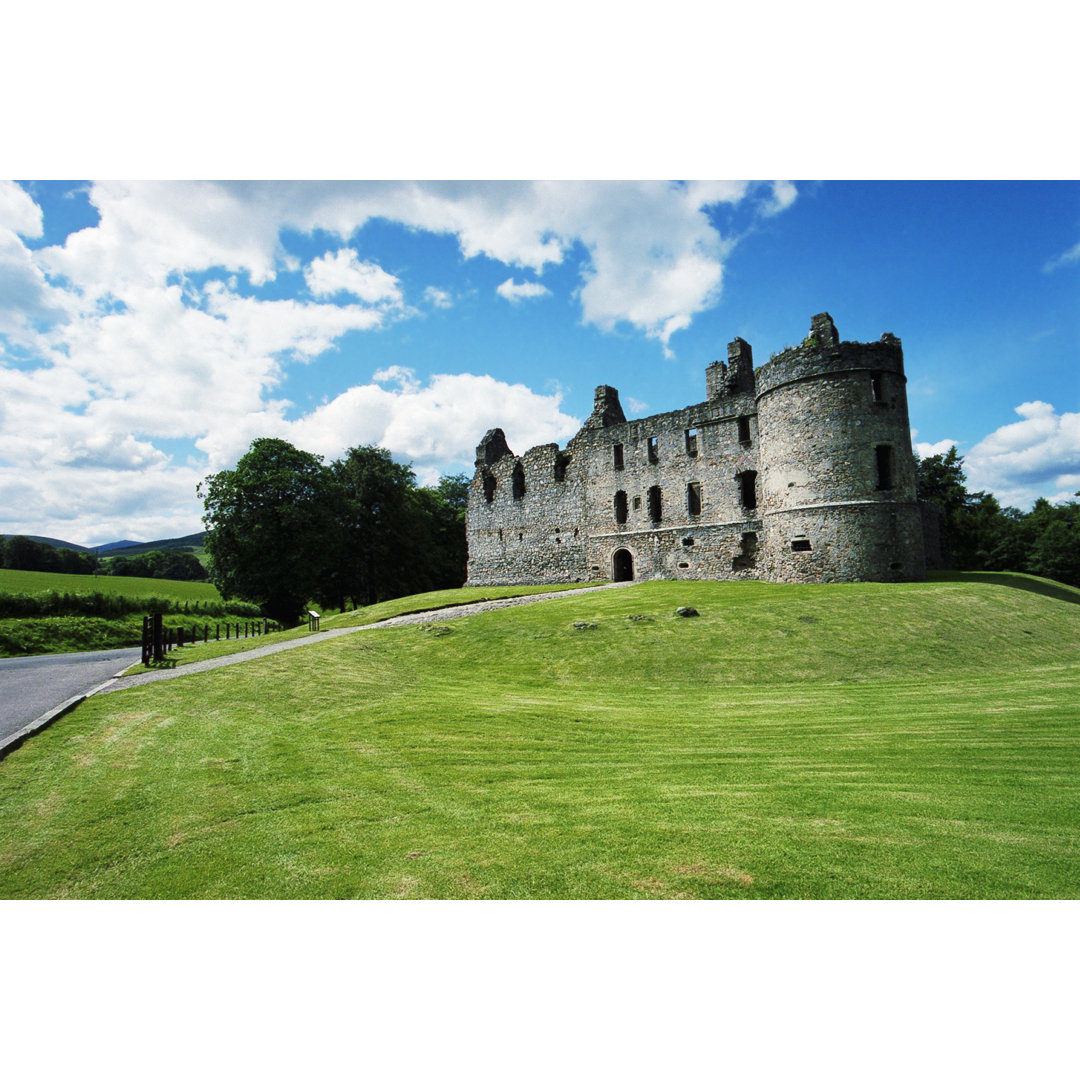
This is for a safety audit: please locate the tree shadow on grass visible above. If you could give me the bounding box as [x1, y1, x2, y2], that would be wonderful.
[927, 570, 1080, 606]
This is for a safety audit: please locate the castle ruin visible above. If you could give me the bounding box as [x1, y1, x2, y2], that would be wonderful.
[465, 313, 927, 586]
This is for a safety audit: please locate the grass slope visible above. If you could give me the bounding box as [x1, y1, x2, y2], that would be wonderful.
[1, 577, 1078, 899]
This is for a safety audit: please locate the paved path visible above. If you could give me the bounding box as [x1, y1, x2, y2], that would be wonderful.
[0, 647, 141, 750]
[99, 582, 633, 695]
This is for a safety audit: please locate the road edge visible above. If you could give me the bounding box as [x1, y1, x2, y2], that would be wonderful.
[0, 676, 120, 760]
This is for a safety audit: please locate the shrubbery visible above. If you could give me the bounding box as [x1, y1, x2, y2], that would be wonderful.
[0, 591, 260, 620]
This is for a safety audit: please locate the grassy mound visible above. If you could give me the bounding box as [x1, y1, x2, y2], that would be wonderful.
[2, 577, 1078, 899]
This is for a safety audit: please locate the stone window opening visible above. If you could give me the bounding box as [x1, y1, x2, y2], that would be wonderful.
[678, 561, 690, 569]
[648, 485, 662, 522]
[686, 481, 702, 516]
[614, 490, 628, 525]
[737, 415, 752, 444]
[498, 529, 503, 541]
[483, 472, 496, 503]
[791, 538, 812, 552]
[512, 462, 526, 500]
[685, 428, 698, 457]
[613, 443, 624, 470]
[732, 531, 758, 571]
[738, 470, 758, 511]
[554, 451, 571, 482]
[875, 445, 894, 490]
[647, 436, 659, 463]
[682, 536, 695, 547]
[871, 373, 884, 403]
[632, 495, 642, 510]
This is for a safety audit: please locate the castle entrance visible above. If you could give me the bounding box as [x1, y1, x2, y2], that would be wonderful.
[612, 548, 634, 582]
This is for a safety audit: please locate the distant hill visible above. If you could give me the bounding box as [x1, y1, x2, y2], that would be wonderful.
[95, 533, 206, 557]
[0, 534, 91, 553]
[2, 532, 207, 557]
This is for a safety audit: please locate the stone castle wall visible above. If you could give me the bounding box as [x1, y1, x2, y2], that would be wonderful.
[465, 313, 927, 587]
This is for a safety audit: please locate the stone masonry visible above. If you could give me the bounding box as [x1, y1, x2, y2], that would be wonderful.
[466, 313, 927, 586]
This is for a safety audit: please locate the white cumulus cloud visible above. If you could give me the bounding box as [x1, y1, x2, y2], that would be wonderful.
[965, 401, 1080, 506]
[496, 277, 551, 303]
[304, 248, 403, 305]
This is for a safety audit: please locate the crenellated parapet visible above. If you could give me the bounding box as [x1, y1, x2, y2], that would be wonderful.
[756, 313, 905, 399]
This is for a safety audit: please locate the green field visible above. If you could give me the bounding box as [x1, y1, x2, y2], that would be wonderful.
[0, 568, 259, 656]
[2, 574, 1079, 899]
[0, 568, 222, 602]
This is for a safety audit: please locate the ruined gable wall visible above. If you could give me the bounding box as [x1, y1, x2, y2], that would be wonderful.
[465, 439, 589, 585]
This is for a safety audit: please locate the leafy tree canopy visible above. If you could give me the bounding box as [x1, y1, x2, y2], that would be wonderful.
[200, 439, 468, 623]
[200, 439, 334, 626]
[916, 449, 1079, 585]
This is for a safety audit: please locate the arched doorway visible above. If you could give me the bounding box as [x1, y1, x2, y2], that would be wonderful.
[612, 548, 634, 582]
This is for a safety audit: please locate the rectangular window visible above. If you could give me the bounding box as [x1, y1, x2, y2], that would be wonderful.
[686, 482, 702, 516]
[648, 485, 662, 522]
[875, 445, 893, 490]
[632, 496, 642, 510]
[647, 435, 659, 463]
[685, 428, 698, 457]
[613, 443, 624, 470]
[739, 470, 758, 511]
[871, 373, 884, 402]
[614, 490, 628, 524]
[737, 416, 751, 444]
[791, 538, 812, 552]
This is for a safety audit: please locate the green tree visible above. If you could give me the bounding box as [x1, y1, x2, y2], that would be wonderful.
[320, 446, 420, 609]
[915, 448, 1009, 569]
[199, 438, 333, 625]
[1027, 516, 1080, 587]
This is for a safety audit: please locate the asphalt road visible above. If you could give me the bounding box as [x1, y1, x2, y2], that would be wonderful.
[0, 647, 141, 745]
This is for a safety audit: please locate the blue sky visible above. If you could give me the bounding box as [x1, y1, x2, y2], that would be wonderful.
[1, 179, 1077, 545]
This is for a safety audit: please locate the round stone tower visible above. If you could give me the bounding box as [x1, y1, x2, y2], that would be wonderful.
[754, 313, 926, 583]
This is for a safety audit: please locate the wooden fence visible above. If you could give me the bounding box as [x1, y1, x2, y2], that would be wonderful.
[141, 614, 281, 664]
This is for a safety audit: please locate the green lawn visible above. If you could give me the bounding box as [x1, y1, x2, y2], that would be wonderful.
[2, 576, 1078, 899]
